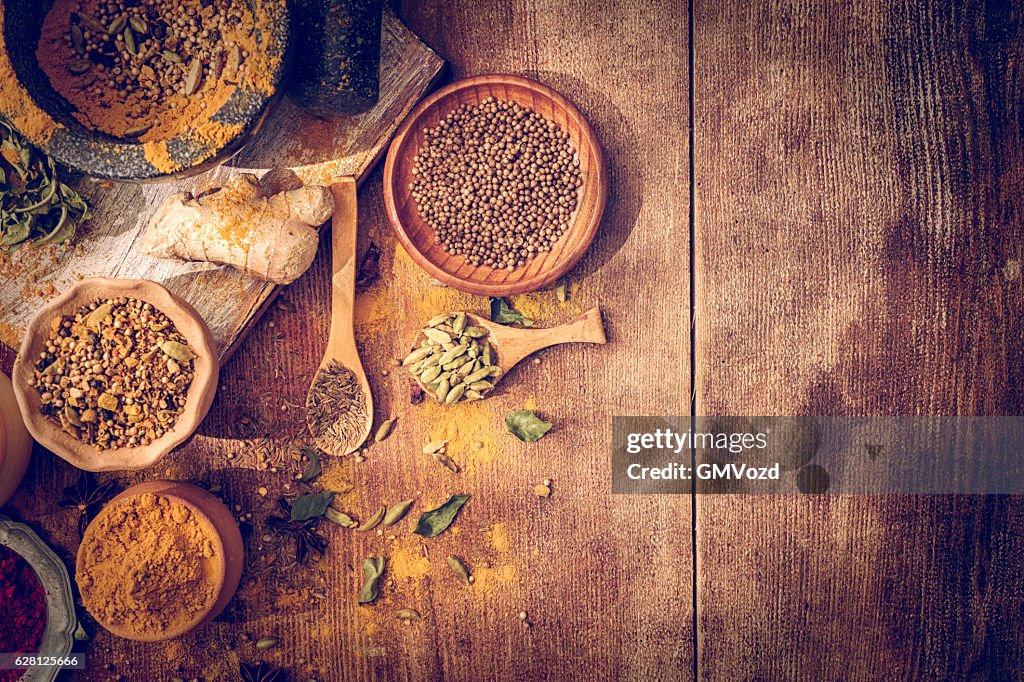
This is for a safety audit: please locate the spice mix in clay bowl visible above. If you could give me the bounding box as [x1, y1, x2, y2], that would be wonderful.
[75, 480, 243, 642]
[11, 277, 219, 473]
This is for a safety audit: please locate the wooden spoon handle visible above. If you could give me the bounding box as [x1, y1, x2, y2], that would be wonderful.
[327, 178, 357, 350]
[546, 307, 606, 345]
[499, 307, 607, 368]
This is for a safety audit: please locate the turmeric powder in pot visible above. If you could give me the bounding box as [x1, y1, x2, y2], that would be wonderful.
[76, 492, 220, 640]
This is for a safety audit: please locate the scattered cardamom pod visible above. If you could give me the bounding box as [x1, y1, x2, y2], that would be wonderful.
[70, 24, 85, 55]
[355, 506, 386, 532]
[78, 14, 107, 34]
[447, 556, 471, 585]
[123, 122, 152, 138]
[324, 508, 355, 527]
[129, 16, 148, 33]
[162, 50, 182, 64]
[423, 440, 447, 454]
[107, 14, 128, 35]
[255, 637, 280, 650]
[160, 340, 196, 362]
[383, 499, 414, 526]
[432, 453, 459, 473]
[184, 58, 203, 95]
[396, 609, 421, 622]
[374, 417, 397, 442]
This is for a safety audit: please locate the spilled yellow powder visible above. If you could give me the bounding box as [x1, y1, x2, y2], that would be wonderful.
[419, 398, 503, 471]
[490, 522, 511, 553]
[509, 287, 584, 326]
[472, 563, 518, 592]
[143, 141, 182, 175]
[388, 544, 431, 582]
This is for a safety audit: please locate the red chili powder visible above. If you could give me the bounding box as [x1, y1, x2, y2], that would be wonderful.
[0, 544, 47, 682]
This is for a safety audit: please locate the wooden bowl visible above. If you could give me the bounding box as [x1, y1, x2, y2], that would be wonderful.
[11, 278, 219, 473]
[383, 74, 607, 296]
[0, 371, 32, 506]
[76, 480, 244, 642]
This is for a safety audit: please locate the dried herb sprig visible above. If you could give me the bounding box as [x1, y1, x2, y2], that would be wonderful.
[0, 116, 90, 253]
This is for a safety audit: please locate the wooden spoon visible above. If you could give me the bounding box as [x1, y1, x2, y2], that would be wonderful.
[305, 178, 373, 455]
[412, 307, 607, 401]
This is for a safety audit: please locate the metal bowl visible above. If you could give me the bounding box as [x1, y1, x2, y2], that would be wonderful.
[0, 516, 76, 682]
[0, 0, 289, 181]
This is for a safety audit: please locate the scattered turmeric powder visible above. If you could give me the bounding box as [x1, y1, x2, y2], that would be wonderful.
[76, 492, 220, 639]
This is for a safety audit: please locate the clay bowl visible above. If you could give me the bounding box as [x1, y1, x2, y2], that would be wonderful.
[11, 278, 219, 472]
[76, 480, 244, 642]
[0, 372, 32, 506]
[0, 0, 289, 181]
[383, 74, 607, 296]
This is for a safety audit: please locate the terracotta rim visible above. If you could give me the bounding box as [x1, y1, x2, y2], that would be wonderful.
[10, 278, 219, 472]
[76, 481, 242, 642]
[383, 73, 607, 296]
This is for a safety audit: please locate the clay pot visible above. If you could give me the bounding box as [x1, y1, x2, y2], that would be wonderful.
[11, 278, 219, 472]
[0, 372, 32, 507]
[76, 480, 244, 642]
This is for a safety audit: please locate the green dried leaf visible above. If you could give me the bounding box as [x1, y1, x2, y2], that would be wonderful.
[290, 491, 336, 521]
[504, 410, 553, 442]
[358, 556, 386, 604]
[413, 494, 470, 538]
[298, 445, 323, 483]
[489, 297, 534, 327]
[0, 116, 90, 253]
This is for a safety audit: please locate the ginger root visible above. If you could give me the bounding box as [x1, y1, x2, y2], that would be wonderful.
[139, 172, 334, 284]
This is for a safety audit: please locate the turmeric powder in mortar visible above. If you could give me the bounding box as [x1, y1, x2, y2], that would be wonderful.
[33, 0, 283, 144]
[76, 492, 220, 639]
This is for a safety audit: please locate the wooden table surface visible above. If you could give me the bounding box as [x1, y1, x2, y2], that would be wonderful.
[2, 0, 1021, 680]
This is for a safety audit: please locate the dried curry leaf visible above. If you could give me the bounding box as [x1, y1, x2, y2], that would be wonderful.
[504, 410, 553, 442]
[489, 297, 534, 327]
[0, 116, 90, 253]
[358, 556, 386, 604]
[298, 445, 323, 483]
[413, 494, 470, 538]
[290, 491, 336, 521]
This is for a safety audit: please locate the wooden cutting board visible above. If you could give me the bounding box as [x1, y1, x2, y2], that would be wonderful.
[0, 10, 443, 361]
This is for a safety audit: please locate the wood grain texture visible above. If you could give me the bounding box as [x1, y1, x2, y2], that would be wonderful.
[3, 1, 691, 681]
[0, 10, 443, 363]
[384, 74, 607, 296]
[694, 0, 1024, 678]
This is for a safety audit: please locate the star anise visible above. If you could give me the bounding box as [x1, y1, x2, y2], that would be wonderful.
[59, 472, 117, 539]
[266, 498, 327, 565]
[240, 662, 283, 682]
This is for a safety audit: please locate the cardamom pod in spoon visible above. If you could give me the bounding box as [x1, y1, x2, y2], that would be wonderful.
[404, 308, 606, 405]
